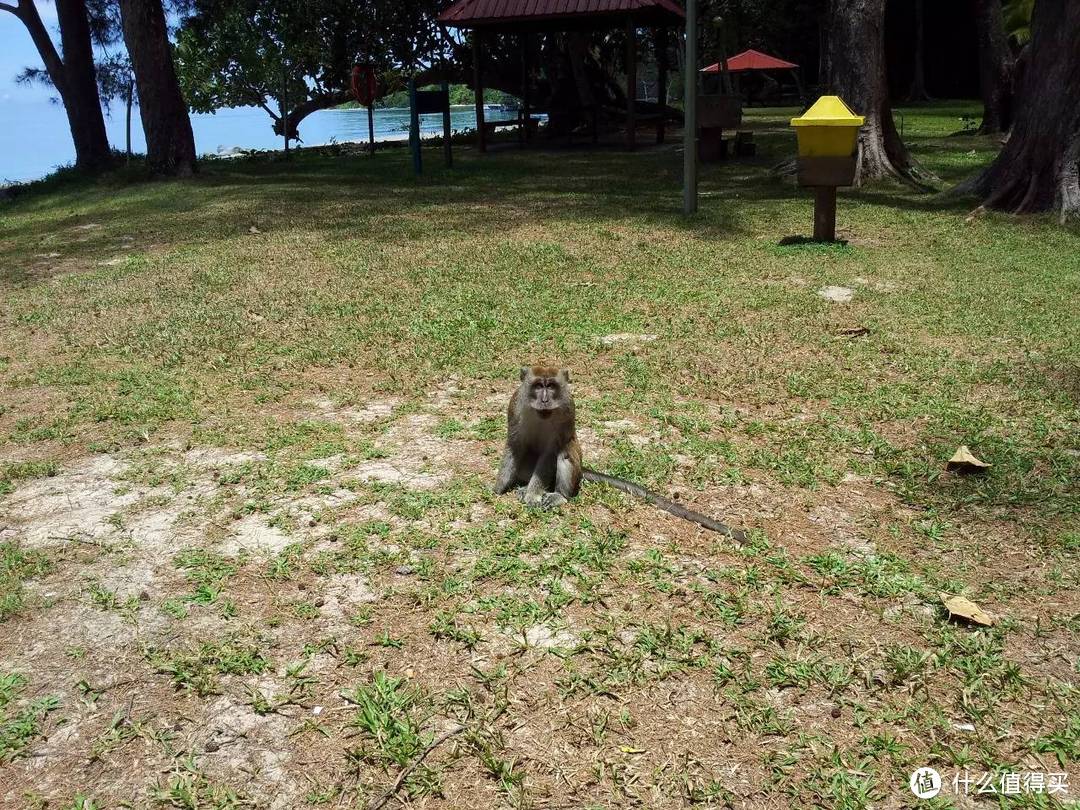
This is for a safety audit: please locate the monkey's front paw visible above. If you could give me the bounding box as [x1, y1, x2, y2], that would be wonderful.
[540, 492, 567, 510]
[515, 486, 529, 502]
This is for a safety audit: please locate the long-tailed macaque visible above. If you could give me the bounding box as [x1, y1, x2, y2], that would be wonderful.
[495, 366, 747, 541]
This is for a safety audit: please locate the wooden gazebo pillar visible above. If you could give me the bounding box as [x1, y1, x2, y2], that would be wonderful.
[473, 31, 486, 152]
[656, 27, 668, 144]
[626, 15, 637, 150]
[521, 33, 531, 144]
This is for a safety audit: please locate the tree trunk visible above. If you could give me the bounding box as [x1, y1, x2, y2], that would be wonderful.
[823, 0, 928, 187]
[957, 0, 1080, 220]
[280, 68, 290, 159]
[906, 0, 931, 101]
[118, 0, 197, 176]
[2, 0, 112, 173]
[278, 89, 352, 141]
[567, 32, 596, 112]
[55, 0, 112, 171]
[973, 0, 1014, 134]
[125, 79, 134, 160]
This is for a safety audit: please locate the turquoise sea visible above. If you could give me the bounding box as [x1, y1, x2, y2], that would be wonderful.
[0, 101, 514, 184]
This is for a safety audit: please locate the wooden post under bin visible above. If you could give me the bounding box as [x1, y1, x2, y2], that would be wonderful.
[813, 187, 837, 241]
[797, 156, 855, 242]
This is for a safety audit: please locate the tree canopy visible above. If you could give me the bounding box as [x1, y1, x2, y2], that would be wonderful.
[175, 0, 451, 140]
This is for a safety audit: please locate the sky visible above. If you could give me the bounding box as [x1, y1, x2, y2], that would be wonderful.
[0, 0, 58, 103]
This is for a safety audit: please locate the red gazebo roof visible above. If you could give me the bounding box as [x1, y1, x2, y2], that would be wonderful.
[702, 49, 798, 73]
[439, 0, 685, 28]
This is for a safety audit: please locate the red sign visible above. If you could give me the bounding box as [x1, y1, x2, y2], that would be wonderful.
[351, 65, 378, 107]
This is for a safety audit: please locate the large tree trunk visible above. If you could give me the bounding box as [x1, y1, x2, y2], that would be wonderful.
[55, 0, 111, 171]
[957, 0, 1080, 220]
[823, 0, 928, 187]
[118, 0, 196, 176]
[125, 78, 134, 160]
[567, 32, 597, 112]
[906, 0, 931, 101]
[1, 0, 112, 173]
[973, 0, 1014, 134]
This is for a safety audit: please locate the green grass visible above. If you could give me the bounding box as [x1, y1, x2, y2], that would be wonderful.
[346, 672, 431, 766]
[0, 672, 60, 763]
[1, 101, 1078, 808]
[9, 105, 1074, 516]
[0, 541, 52, 621]
[0, 459, 57, 496]
[150, 758, 250, 809]
[145, 637, 270, 697]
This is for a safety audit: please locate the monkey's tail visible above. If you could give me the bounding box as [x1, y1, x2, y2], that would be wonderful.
[582, 468, 747, 543]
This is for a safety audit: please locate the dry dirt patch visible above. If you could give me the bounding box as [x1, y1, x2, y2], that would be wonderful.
[307, 395, 400, 424]
[2, 456, 167, 550]
[1, 378, 1071, 809]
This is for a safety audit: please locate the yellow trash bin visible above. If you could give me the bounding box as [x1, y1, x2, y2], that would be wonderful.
[791, 95, 865, 159]
[789, 95, 865, 240]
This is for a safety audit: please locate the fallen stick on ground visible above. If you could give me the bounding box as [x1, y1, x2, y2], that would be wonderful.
[366, 724, 466, 810]
[367, 705, 507, 810]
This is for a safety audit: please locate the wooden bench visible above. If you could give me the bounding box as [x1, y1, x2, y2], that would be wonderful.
[700, 128, 756, 161]
[483, 115, 542, 138]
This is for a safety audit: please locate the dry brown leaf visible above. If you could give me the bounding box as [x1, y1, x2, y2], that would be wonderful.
[946, 445, 990, 473]
[940, 593, 995, 627]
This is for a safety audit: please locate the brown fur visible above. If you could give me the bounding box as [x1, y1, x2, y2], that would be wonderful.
[494, 367, 746, 540]
[495, 366, 581, 505]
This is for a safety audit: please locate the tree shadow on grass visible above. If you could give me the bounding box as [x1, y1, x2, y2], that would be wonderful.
[0, 108, 1050, 286]
[0, 146, 750, 282]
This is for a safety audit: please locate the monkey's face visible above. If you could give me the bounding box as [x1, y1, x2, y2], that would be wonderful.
[521, 366, 571, 419]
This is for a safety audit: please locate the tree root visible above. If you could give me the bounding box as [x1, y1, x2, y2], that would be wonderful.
[953, 131, 1079, 221]
[1056, 131, 1080, 223]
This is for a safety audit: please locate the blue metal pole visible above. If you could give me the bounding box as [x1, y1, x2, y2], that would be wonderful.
[409, 77, 422, 176]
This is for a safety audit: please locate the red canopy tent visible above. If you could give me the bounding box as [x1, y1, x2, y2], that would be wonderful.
[702, 49, 798, 73]
[701, 49, 803, 106]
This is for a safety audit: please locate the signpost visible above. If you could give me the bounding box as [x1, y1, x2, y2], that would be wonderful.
[351, 64, 379, 155]
[408, 79, 454, 176]
[409, 78, 421, 175]
[441, 79, 453, 169]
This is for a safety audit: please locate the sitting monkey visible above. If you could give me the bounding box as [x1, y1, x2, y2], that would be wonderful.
[495, 366, 746, 540]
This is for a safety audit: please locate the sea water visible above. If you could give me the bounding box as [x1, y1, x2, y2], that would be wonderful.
[0, 101, 517, 184]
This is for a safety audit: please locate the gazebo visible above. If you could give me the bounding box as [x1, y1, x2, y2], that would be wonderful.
[437, 0, 686, 151]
